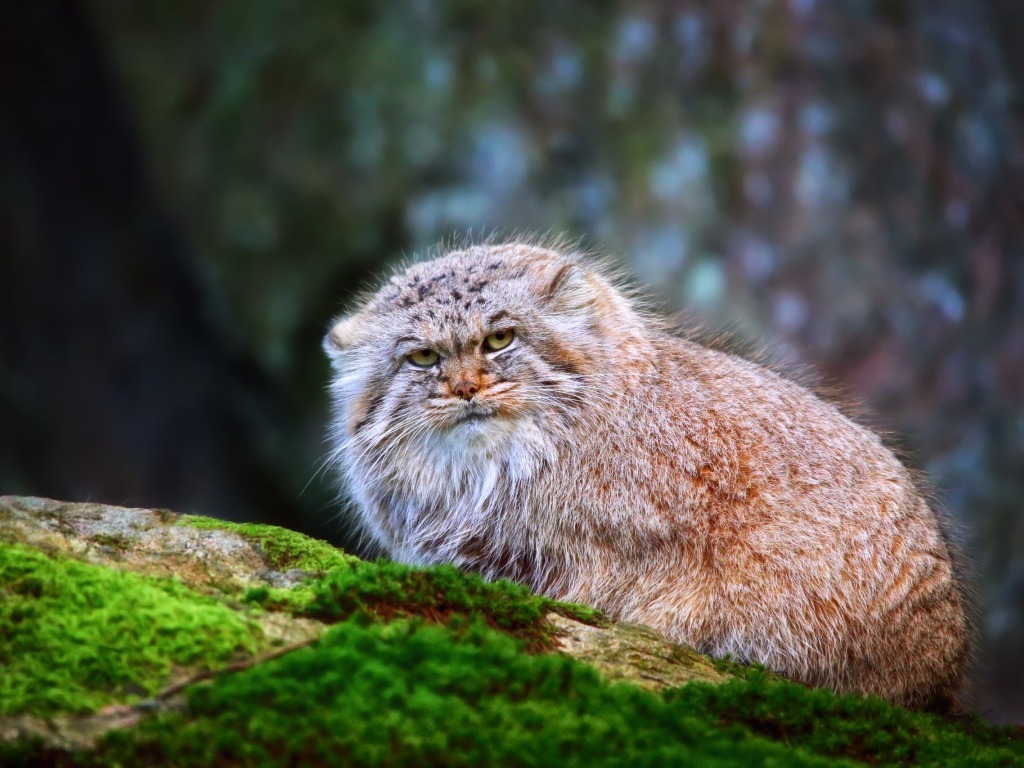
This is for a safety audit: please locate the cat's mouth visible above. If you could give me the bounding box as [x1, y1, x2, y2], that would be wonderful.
[457, 411, 493, 423]
[451, 403, 501, 427]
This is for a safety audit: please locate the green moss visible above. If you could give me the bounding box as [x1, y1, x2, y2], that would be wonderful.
[0, 542, 264, 716]
[33, 618, 1013, 767]
[87, 618, 847, 768]
[669, 672, 1024, 767]
[710, 653, 776, 680]
[547, 598, 605, 627]
[179, 518, 602, 642]
[178, 515, 357, 572]
[3, 540, 1021, 766]
[241, 582, 318, 613]
[244, 560, 602, 650]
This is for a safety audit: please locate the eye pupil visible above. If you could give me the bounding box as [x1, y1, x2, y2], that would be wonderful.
[407, 349, 438, 367]
[485, 329, 515, 351]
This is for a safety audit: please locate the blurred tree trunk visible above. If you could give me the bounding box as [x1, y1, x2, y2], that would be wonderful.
[0, 0, 295, 523]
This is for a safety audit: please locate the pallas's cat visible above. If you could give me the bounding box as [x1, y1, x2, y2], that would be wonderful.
[323, 240, 967, 708]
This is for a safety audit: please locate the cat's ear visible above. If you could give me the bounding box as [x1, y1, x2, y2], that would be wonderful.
[541, 260, 601, 313]
[323, 315, 363, 359]
[542, 262, 576, 301]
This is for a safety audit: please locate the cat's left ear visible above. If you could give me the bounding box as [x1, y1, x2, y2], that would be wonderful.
[541, 260, 603, 313]
[542, 262, 576, 301]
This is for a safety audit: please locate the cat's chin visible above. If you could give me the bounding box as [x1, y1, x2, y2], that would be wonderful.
[442, 410, 521, 447]
[453, 410, 495, 425]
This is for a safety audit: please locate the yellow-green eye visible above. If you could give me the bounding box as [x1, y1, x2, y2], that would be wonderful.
[407, 348, 440, 367]
[484, 329, 515, 352]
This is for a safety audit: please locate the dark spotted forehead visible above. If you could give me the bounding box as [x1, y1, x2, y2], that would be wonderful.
[373, 251, 531, 320]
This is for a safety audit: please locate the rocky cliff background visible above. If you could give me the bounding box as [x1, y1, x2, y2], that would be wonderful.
[1, 0, 1022, 722]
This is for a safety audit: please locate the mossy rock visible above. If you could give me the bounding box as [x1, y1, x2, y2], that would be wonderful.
[1, 496, 1021, 766]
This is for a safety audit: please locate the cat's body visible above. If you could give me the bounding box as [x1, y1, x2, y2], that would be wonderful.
[324, 240, 968, 708]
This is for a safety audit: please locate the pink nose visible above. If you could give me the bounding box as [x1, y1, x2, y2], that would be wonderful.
[453, 380, 479, 401]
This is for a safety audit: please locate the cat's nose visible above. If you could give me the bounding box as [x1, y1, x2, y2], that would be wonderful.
[453, 380, 479, 401]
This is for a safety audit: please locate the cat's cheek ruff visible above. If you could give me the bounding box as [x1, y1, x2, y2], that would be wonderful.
[328, 318, 588, 568]
[340, 399, 563, 565]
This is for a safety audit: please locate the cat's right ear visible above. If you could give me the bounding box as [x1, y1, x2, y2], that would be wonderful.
[323, 315, 362, 359]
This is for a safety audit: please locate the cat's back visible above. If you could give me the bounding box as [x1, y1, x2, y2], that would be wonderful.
[561, 329, 913, 527]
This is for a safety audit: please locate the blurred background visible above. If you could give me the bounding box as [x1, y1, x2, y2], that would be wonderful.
[1, 0, 1022, 722]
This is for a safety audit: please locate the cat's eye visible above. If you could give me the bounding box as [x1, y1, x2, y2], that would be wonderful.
[407, 348, 440, 368]
[484, 329, 515, 352]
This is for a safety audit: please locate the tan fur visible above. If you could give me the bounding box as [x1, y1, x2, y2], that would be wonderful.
[323, 239, 968, 708]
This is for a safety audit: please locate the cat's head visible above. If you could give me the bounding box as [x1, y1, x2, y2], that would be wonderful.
[324, 242, 639, 457]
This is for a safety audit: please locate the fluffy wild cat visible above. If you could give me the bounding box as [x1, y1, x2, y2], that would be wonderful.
[323, 240, 967, 708]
